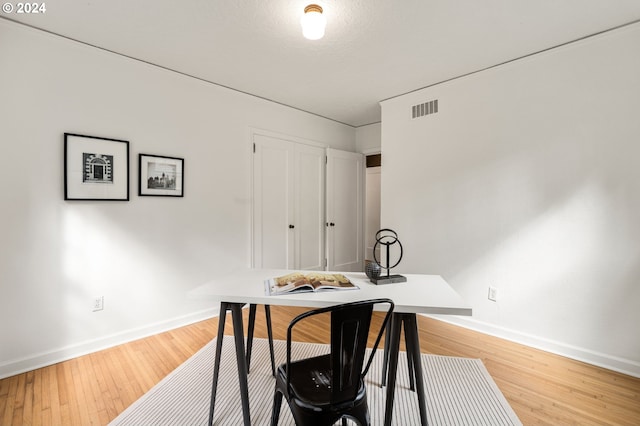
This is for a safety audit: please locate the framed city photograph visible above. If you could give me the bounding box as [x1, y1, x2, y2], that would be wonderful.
[138, 154, 184, 197]
[64, 133, 130, 201]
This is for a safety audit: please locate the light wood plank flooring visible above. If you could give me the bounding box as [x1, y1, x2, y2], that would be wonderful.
[1, 305, 639, 425]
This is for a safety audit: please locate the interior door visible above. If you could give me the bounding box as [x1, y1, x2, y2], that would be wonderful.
[294, 143, 326, 270]
[253, 134, 325, 270]
[252, 134, 295, 268]
[326, 148, 364, 271]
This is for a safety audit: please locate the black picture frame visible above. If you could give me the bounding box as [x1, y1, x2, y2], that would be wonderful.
[138, 154, 184, 197]
[64, 133, 130, 201]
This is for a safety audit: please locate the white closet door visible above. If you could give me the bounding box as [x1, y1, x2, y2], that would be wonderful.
[253, 134, 325, 270]
[326, 148, 364, 272]
[252, 134, 295, 269]
[294, 143, 326, 270]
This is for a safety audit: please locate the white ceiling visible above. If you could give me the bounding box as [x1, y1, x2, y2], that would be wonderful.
[6, 1, 640, 127]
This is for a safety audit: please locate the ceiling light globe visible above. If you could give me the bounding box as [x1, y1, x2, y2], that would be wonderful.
[301, 4, 326, 40]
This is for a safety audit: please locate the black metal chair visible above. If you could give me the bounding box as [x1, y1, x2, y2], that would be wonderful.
[270, 299, 394, 426]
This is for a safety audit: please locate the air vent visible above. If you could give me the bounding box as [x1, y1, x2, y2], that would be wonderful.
[412, 99, 438, 119]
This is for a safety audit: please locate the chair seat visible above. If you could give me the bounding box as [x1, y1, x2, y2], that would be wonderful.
[276, 354, 367, 410]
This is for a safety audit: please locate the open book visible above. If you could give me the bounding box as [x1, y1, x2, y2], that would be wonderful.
[265, 272, 358, 296]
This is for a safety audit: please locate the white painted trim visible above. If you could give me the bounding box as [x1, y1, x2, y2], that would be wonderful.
[0, 308, 220, 380]
[425, 314, 640, 378]
[361, 148, 381, 156]
[5, 304, 636, 381]
[248, 126, 329, 149]
[248, 126, 258, 269]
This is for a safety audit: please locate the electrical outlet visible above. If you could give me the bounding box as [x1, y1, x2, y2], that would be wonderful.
[488, 286, 498, 302]
[93, 296, 104, 312]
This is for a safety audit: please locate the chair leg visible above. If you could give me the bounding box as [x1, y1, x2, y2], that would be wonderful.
[271, 389, 283, 426]
[381, 318, 391, 387]
[264, 305, 276, 376]
[351, 401, 372, 426]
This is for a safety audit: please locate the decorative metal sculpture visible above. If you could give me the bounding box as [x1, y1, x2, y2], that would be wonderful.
[370, 228, 407, 284]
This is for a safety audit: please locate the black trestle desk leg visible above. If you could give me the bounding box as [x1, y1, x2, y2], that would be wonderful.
[246, 304, 276, 377]
[384, 313, 428, 426]
[230, 303, 252, 425]
[382, 315, 414, 389]
[264, 305, 276, 376]
[209, 302, 228, 426]
[208, 302, 251, 426]
[404, 318, 416, 392]
[246, 304, 257, 372]
[405, 314, 428, 425]
[383, 312, 403, 426]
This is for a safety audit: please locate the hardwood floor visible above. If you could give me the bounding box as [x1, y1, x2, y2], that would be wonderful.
[1, 305, 639, 425]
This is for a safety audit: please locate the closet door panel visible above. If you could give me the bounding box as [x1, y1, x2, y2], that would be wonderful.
[294, 144, 326, 270]
[326, 148, 364, 272]
[254, 136, 363, 272]
[253, 135, 295, 269]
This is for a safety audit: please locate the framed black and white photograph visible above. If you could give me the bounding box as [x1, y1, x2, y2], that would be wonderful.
[64, 133, 130, 201]
[138, 154, 184, 197]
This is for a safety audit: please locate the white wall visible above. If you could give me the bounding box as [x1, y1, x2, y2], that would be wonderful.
[0, 19, 355, 378]
[380, 23, 640, 376]
[356, 122, 381, 154]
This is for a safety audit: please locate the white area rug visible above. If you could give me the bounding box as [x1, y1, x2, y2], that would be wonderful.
[110, 336, 521, 425]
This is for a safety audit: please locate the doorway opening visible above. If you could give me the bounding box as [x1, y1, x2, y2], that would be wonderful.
[365, 153, 381, 264]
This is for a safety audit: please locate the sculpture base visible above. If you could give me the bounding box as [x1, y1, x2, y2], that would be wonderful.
[370, 274, 407, 285]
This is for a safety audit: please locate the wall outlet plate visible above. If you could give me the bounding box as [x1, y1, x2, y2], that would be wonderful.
[93, 296, 104, 311]
[488, 286, 498, 302]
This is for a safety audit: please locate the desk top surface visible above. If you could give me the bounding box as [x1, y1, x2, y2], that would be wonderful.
[189, 269, 472, 316]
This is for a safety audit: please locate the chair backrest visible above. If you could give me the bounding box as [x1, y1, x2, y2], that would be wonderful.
[286, 298, 394, 405]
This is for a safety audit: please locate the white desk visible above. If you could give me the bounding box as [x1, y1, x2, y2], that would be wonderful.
[190, 269, 472, 425]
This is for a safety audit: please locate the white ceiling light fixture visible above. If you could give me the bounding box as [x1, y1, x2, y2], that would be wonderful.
[301, 4, 326, 40]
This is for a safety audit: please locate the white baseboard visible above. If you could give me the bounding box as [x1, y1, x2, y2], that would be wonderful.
[5, 308, 638, 380]
[0, 307, 220, 380]
[426, 314, 640, 378]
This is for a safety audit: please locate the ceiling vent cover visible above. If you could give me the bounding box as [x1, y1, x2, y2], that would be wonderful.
[412, 99, 438, 119]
